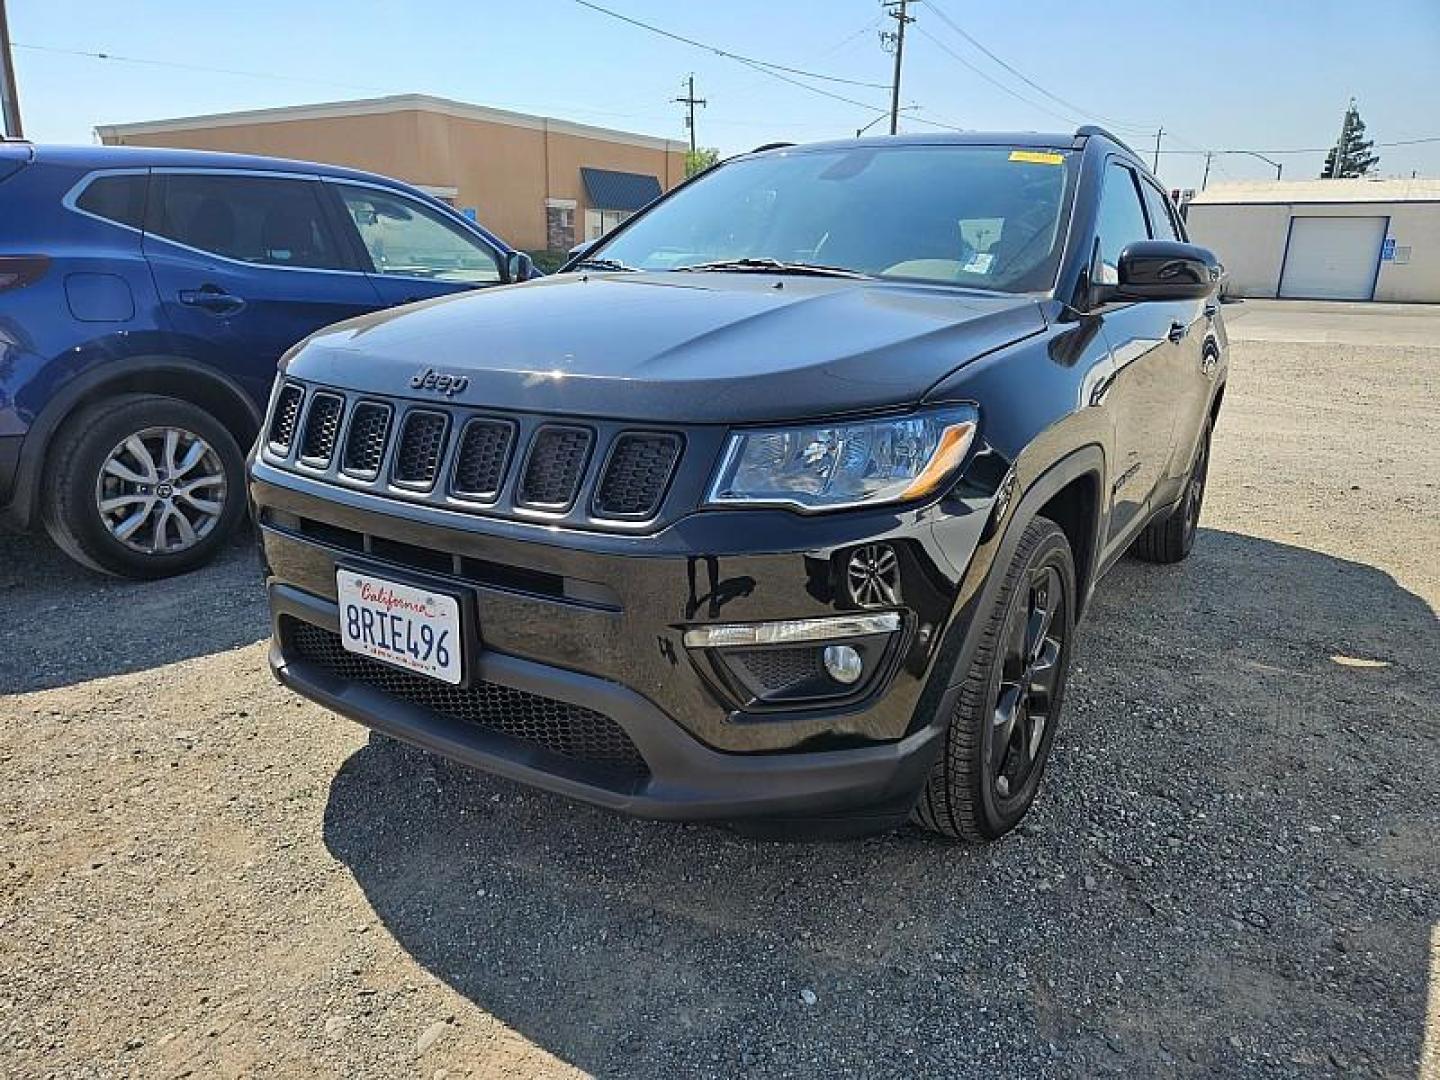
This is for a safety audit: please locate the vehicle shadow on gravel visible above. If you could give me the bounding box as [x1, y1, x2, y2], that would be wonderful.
[322, 528, 1438, 1076]
[0, 531, 268, 694]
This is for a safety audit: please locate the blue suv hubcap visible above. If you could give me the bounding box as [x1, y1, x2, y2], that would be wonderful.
[94, 426, 227, 555]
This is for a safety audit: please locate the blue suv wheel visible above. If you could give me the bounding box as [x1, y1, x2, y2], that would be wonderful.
[40, 394, 248, 578]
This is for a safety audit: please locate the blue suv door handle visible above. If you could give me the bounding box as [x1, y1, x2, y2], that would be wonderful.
[179, 285, 246, 316]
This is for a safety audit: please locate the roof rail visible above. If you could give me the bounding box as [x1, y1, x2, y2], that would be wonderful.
[749, 142, 796, 154]
[1073, 125, 1147, 167]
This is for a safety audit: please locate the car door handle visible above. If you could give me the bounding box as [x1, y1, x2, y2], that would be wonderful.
[1167, 320, 1189, 344]
[179, 285, 246, 315]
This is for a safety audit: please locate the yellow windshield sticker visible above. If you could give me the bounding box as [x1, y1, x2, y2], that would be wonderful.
[1009, 150, 1065, 165]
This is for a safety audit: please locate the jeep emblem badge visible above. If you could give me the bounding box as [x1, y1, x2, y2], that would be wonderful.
[410, 367, 470, 397]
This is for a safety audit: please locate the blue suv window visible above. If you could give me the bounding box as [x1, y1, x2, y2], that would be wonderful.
[75, 174, 148, 229]
[150, 174, 346, 270]
[333, 183, 500, 283]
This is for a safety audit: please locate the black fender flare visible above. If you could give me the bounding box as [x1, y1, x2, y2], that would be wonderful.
[910, 443, 1106, 738]
[6, 356, 263, 530]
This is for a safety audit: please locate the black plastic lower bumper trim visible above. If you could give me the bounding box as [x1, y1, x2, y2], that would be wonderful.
[269, 582, 944, 823]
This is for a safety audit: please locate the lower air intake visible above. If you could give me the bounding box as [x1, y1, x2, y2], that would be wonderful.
[286, 621, 649, 782]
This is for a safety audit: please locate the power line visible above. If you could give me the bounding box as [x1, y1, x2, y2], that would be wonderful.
[13, 41, 388, 93]
[914, 25, 1102, 131]
[921, 0, 1153, 134]
[571, 0, 888, 89]
[1157, 135, 1440, 156]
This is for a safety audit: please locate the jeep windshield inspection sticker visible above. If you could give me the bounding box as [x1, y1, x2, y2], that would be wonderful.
[337, 571, 462, 684]
[1009, 150, 1065, 165]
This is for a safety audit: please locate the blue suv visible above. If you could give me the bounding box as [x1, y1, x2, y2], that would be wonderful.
[0, 142, 534, 578]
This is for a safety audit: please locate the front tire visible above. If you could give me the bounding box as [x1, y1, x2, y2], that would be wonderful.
[913, 516, 1076, 841]
[41, 394, 247, 579]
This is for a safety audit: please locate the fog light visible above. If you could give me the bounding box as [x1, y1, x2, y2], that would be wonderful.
[823, 645, 864, 685]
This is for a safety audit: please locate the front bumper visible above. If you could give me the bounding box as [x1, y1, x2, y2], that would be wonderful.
[254, 460, 992, 823]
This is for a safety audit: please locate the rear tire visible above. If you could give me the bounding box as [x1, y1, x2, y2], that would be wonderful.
[913, 516, 1076, 841]
[1133, 416, 1212, 564]
[41, 394, 247, 579]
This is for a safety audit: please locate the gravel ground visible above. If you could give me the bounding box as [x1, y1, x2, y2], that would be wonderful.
[1, 332, 1437, 1078]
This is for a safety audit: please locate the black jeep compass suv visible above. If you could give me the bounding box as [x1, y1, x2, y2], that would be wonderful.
[250, 127, 1225, 840]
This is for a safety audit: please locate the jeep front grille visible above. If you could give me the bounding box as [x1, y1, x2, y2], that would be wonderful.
[267, 383, 304, 451]
[260, 382, 691, 529]
[593, 433, 681, 519]
[391, 410, 449, 489]
[451, 418, 515, 502]
[299, 392, 344, 466]
[341, 402, 392, 479]
[517, 426, 592, 510]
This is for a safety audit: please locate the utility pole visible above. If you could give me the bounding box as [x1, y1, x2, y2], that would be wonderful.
[1201, 151, 1212, 191]
[881, 0, 913, 136]
[1152, 127, 1163, 173]
[674, 74, 706, 156]
[0, 0, 22, 139]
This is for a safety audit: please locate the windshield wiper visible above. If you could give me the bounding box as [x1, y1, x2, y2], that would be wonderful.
[574, 257, 639, 272]
[673, 257, 872, 279]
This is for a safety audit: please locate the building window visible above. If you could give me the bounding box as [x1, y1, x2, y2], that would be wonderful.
[584, 208, 633, 241]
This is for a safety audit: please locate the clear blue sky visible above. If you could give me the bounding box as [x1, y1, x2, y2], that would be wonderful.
[10, 0, 1439, 193]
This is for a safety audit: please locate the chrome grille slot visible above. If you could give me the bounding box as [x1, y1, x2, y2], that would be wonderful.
[450, 418, 516, 502]
[391, 410, 449, 490]
[267, 383, 304, 452]
[298, 392, 344, 466]
[594, 432, 681, 520]
[341, 401, 392, 479]
[517, 425, 592, 510]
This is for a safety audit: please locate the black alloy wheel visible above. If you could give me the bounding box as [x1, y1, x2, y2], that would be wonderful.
[990, 563, 1066, 806]
[913, 516, 1076, 841]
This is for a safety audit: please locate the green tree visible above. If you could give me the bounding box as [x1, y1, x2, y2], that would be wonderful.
[1321, 99, 1380, 178]
[685, 147, 720, 178]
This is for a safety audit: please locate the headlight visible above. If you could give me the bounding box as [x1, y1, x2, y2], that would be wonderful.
[708, 406, 979, 511]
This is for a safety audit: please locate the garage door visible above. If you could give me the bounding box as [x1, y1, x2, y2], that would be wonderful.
[1279, 216, 1387, 300]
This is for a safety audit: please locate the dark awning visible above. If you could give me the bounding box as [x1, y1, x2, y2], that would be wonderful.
[580, 167, 663, 212]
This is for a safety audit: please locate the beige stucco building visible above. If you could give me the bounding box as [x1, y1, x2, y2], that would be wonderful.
[96, 94, 688, 254]
[1185, 177, 1440, 303]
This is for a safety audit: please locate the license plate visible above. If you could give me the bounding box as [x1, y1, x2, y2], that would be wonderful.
[336, 570, 462, 684]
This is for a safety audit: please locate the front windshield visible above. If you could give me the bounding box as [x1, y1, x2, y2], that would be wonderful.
[592, 144, 1076, 293]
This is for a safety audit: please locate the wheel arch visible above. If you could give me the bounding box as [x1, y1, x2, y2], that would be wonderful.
[910, 443, 1106, 738]
[8, 357, 263, 530]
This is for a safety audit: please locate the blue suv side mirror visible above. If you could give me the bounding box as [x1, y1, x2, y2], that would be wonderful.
[503, 250, 536, 283]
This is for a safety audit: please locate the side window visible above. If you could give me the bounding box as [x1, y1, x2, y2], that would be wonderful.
[1094, 162, 1151, 285]
[333, 184, 500, 284]
[150, 174, 346, 270]
[1141, 182, 1180, 241]
[75, 174, 148, 229]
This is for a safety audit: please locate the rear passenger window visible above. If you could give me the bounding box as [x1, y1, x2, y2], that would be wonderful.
[150, 174, 346, 270]
[1141, 183, 1181, 241]
[76, 174, 148, 229]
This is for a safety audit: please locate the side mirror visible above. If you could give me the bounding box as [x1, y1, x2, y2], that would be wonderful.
[1115, 240, 1221, 301]
[567, 238, 599, 262]
[503, 250, 536, 283]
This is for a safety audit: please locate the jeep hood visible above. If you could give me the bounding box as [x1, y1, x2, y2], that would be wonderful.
[284, 272, 1046, 424]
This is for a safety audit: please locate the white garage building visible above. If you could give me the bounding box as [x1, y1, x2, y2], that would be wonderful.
[1184, 178, 1440, 303]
